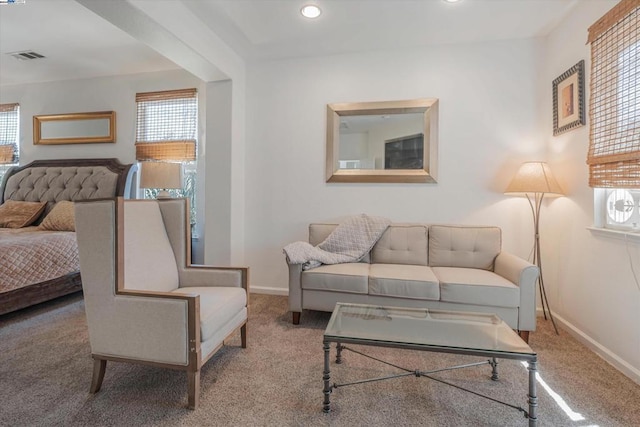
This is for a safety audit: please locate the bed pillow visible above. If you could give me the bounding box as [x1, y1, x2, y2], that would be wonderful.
[39, 201, 75, 231]
[0, 200, 47, 228]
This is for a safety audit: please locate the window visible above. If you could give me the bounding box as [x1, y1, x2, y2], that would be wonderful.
[135, 89, 198, 224]
[0, 103, 19, 184]
[588, 1, 639, 232]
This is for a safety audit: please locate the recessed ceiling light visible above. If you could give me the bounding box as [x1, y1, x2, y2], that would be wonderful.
[443, 0, 462, 3]
[301, 4, 321, 19]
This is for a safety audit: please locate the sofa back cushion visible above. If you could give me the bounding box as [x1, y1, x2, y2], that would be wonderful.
[309, 223, 337, 246]
[371, 224, 429, 266]
[429, 225, 501, 270]
[309, 223, 371, 263]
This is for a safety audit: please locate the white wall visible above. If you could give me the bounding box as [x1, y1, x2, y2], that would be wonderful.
[245, 38, 546, 294]
[542, 0, 640, 384]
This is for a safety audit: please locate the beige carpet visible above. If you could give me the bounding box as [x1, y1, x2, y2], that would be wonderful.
[1, 292, 639, 426]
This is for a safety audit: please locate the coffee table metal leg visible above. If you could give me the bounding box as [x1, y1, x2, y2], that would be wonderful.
[528, 359, 538, 426]
[336, 342, 343, 364]
[490, 357, 499, 381]
[323, 341, 331, 413]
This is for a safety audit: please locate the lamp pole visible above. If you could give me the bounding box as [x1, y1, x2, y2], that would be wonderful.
[526, 192, 559, 335]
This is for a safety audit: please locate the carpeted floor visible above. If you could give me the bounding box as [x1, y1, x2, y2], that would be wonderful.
[1, 292, 639, 426]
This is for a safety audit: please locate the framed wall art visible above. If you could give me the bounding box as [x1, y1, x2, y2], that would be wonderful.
[553, 60, 585, 136]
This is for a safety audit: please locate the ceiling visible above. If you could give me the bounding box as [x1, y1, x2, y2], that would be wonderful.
[0, 0, 579, 86]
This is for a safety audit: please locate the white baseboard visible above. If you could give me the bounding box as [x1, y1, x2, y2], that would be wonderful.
[250, 285, 288, 296]
[552, 312, 640, 386]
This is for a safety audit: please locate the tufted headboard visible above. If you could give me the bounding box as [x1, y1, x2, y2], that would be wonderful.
[0, 158, 137, 206]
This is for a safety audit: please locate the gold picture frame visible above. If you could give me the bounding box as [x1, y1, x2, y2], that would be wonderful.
[326, 98, 439, 183]
[553, 60, 585, 136]
[33, 111, 116, 145]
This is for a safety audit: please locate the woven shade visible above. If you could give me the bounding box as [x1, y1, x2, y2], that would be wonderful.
[136, 88, 197, 102]
[135, 141, 196, 161]
[589, 160, 640, 187]
[0, 144, 15, 164]
[587, 1, 640, 188]
[505, 162, 564, 196]
[135, 88, 197, 161]
[0, 103, 19, 165]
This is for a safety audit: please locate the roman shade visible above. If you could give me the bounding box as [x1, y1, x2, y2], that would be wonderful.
[0, 103, 19, 164]
[586, 0, 640, 188]
[135, 89, 197, 161]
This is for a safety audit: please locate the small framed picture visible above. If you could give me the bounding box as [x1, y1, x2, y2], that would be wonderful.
[553, 60, 585, 136]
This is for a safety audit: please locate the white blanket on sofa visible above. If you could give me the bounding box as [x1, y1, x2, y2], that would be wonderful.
[283, 214, 391, 270]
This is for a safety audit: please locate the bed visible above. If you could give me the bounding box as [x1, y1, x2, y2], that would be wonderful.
[0, 158, 136, 315]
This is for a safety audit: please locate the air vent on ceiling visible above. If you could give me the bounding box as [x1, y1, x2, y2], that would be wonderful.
[8, 50, 46, 61]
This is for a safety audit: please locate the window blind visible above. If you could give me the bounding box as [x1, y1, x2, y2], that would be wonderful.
[587, 0, 640, 188]
[135, 88, 197, 161]
[0, 103, 19, 164]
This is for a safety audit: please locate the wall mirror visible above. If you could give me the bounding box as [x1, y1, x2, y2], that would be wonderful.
[326, 99, 438, 183]
[34, 111, 116, 145]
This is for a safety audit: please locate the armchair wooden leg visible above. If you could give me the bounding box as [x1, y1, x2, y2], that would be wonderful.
[187, 369, 200, 410]
[241, 323, 247, 349]
[292, 311, 301, 325]
[518, 330, 530, 344]
[90, 358, 107, 393]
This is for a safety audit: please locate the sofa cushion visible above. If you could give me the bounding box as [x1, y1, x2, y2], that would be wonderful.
[429, 225, 501, 270]
[309, 223, 337, 246]
[301, 263, 369, 293]
[171, 286, 247, 343]
[433, 267, 519, 308]
[309, 223, 370, 263]
[369, 264, 440, 300]
[371, 225, 428, 266]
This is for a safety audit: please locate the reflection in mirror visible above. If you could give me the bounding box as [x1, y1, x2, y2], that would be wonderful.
[33, 111, 116, 145]
[41, 118, 111, 139]
[327, 99, 438, 183]
[339, 113, 424, 170]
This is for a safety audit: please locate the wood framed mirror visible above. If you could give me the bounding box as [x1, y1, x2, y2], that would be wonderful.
[326, 98, 438, 183]
[33, 111, 116, 145]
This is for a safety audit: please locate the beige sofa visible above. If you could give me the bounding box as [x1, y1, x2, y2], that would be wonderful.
[286, 223, 539, 340]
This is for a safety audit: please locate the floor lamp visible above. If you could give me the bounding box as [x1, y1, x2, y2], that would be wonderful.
[505, 162, 563, 335]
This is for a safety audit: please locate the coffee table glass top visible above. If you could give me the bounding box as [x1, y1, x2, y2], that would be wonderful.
[324, 303, 534, 356]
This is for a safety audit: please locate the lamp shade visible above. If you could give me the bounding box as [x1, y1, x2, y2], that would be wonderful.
[140, 161, 183, 190]
[505, 162, 564, 196]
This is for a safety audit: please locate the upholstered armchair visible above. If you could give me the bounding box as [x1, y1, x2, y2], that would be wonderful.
[75, 197, 248, 409]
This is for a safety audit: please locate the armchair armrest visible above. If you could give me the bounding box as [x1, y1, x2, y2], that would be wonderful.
[88, 290, 199, 366]
[494, 252, 539, 331]
[178, 266, 249, 291]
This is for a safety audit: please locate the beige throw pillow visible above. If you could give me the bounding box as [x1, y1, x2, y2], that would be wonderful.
[0, 200, 47, 228]
[39, 201, 75, 231]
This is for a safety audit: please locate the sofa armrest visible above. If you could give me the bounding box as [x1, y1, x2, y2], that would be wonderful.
[494, 252, 539, 332]
[178, 266, 249, 291]
[286, 259, 304, 313]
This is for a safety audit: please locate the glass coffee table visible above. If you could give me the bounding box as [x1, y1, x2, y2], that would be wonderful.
[323, 303, 539, 426]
